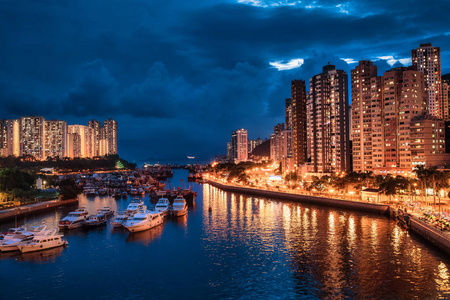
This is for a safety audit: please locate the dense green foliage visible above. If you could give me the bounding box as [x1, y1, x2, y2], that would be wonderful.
[0, 154, 136, 173]
[58, 178, 82, 200]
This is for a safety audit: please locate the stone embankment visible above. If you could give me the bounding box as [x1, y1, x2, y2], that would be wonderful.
[206, 180, 390, 215]
[0, 199, 79, 223]
[206, 180, 450, 255]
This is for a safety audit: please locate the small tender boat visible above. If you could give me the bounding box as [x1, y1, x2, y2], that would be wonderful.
[97, 207, 114, 216]
[172, 195, 188, 217]
[17, 229, 68, 253]
[123, 210, 164, 233]
[154, 198, 170, 217]
[85, 214, 107, 227]
[58, 207, 89, 230]
[110, 212, 131, 228]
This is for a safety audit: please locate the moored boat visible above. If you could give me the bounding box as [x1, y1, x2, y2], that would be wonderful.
[58, 207, 89, 230]
[154, 198, 170, 217]
[17, 229, 68, 253]
[172, 195, 188, 217]
[110, 212, 131, 228]
[123, 210, 164, 233]
[97, 207, 114, 216]
[0, 225, 47, 252]
[85, 214, 107, 227]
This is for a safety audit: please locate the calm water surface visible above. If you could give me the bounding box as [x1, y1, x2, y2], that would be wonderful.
[1, 169, 450, 299]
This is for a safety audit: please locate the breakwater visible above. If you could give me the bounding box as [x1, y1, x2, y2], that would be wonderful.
[206, 180, 450, 255]
[0, 199, 79, 223]
[206, 180, 390, 215]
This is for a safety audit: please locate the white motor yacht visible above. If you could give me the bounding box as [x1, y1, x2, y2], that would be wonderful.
[0, 225, 47, 252]
[97, 207, 114, 216]
[154, 198, 170, 217]
[1, 226, 27, 241]
[123, 210, 163, 233]
[85, 214, 107, 227]
[172, 195, 188, 217]
[58, 207, 89, 230]
[17, 229, 68, 253]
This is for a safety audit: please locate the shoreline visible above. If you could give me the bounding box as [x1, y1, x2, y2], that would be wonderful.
[206, 179, 450, 255]
[0, 198, 79, 223]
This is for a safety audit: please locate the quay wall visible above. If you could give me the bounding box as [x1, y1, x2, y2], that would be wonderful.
[0, 199, 79, 223]
[410, 218, 450, 254]
[206, 180, 390, 216]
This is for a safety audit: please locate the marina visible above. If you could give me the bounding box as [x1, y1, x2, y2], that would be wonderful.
[0, 169, 450, 299]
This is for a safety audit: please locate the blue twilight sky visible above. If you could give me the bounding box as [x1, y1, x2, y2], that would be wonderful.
[1, 0, 449, 164]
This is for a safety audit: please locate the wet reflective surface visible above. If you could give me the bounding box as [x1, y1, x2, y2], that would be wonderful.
[1, 169, 450, 299]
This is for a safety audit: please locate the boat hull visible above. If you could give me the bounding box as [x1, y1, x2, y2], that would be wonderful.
[172, 208, 188, 217]
[18, 240, 68, 253]
[124, 217, 163, 233]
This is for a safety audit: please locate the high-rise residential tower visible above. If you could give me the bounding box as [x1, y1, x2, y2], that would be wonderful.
[412, 43, 443, 118]
[351, 60, 378, 173]
[19, 116, 45, 160]
[309, 65, 350, 173]
[87, 119, 102, 157]
[291, 80, 307, 169]
[44, 120, 67, 159]
[103, 118, 118, 155]
[231, 129, 248, 162]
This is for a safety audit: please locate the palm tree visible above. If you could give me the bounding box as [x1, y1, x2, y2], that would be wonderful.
[414, 165, 428, 204]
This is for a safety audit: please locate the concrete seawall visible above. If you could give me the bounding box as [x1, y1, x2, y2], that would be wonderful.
[206, 180, 390, 216]
[0, 199, 79, 223]
[410, 217, 450, 254]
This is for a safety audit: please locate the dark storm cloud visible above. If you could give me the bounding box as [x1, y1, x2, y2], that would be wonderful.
[0, 0, 449, 163]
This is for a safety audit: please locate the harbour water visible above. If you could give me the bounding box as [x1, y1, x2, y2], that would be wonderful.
[1, 169, 450, 299]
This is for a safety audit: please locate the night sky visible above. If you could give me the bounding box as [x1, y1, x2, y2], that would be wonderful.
[1, 0, 449, 164]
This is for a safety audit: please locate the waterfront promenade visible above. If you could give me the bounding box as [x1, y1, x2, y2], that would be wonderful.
[206, 178, 450, 255]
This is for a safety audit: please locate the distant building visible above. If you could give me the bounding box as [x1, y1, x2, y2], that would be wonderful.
[231, 129, 248, 162]
[44, 120, 67, 159]
[309, 65, 350, 173]
[87, 119, 102, 157]
[66, 132, 81, 158]
[103, 118, 118, 155]
[19, 116, 45, 160]
[412, 43, 443, 119]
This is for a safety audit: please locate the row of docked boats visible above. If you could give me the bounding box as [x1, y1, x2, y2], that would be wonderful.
[0, 225, 68, 253]
[58, 207, 114, 230]
[110, 195, 188, 233]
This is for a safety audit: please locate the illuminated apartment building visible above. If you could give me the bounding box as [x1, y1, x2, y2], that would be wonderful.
[87, 119, 102, 157]
[103, 118, 118, 155]
[412, 43, 443, 118]
[351, 60, 378, 172]
[231, 128, 248, 162]
[68, 125, 93, 158]
[66, 132, 81, 158]
[309, 65, 350, 173]
[291, 80, 307, 169]
[44, 120, 67, 158]
[19, 116, 45, 160]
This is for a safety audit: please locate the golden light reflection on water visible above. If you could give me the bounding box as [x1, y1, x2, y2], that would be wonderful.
[202, 185, 450, 299]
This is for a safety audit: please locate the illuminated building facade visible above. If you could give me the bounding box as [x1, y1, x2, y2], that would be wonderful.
[309, 65, 350, 173]
[19, 116, 45, 160]
[44, 120, 67, 159]
[231, 128, 248, 162]
[412, 43, 443, 118]
[291, 80, 307, 169]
